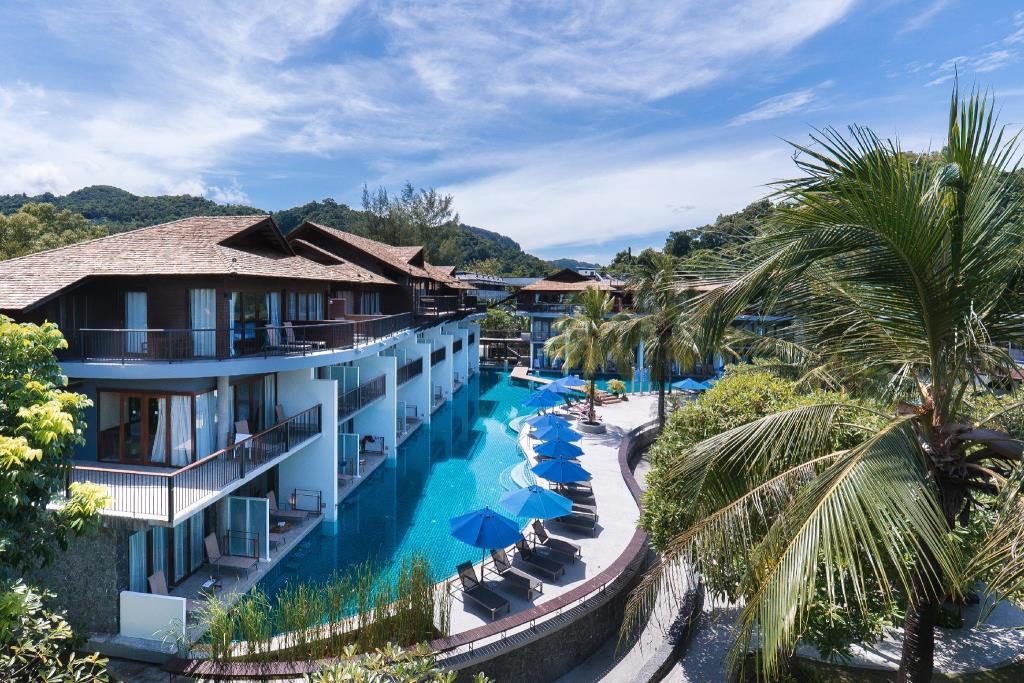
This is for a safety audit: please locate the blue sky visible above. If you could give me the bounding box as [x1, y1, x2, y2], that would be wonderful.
[2, 1, 1023, 264]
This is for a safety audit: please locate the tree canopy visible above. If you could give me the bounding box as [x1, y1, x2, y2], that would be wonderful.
[0, 203, 106, 261]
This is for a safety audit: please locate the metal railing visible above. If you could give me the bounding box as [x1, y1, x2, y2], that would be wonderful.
[338, 374, 387, 420]
[431, 347, 447, 366]
[67, 313, 413, 363]
[397, 357, 423, 385]
[67, 405, 322, 524]
[520, 302, 574, 313]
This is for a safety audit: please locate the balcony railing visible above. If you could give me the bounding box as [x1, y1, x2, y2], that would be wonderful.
[338, 374, 387, 420]
[431, 347, 447, 366]
[519, 302, 574, 313]
[453, 339, 463, 354]
[67, 405, 322, 524]
[397, 357, 423, 385]
[65, 313, 414, 363]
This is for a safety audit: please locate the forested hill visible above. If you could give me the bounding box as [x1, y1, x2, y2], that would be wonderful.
[0, 186, 551, 275]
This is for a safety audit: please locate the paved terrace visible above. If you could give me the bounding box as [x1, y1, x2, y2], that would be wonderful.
[444, 394, 658, 635]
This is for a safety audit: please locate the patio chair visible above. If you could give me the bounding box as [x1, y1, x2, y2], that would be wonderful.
[489, 548, 543, 599]
[267, 490, 308, 521]
[531, 520, 581, 563]
[283, 322, 326, 351]
[147, 571, 198, 612]
[514, 540, 565, 581]
[203, 534, 258, 578]
[456, 562, 510, 620]
[558, 487, 596, 506]
[551, 512, 598, 536]
[572, 501, 599, 517]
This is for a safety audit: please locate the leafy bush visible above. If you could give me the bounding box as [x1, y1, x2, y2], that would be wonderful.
[307, 644, 492, 683]
[606, 379, 626, 396]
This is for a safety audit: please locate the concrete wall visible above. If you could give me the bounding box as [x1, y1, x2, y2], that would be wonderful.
[445, 325, 470, 389]
[352, 354, 398, 462]
[119, 591, 186, 642]
[29, 524, 135, 634]
[462, 321, 481, 375]
[276, 368, 338, 522]
[421, 327, 453, 406]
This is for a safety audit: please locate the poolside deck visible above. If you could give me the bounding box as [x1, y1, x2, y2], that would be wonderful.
[443, 394, 658, 635]
[509, 365, 551, 385]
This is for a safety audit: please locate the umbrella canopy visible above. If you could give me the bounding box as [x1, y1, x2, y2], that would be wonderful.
[672, 378, 710, 392]
[500, 485, 572, 519]
[532, 458, 592, 484]
[535, 437, 585, 458]
[523, 386, 565, 408]
[546, 375, 587, 393]
[526, 413, 570, 429]
[449, 507, 523, 550]
[533, 423, 582, 442]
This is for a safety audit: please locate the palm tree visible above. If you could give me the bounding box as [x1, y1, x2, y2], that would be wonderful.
[545, 287, 629, 423]
[605, 251, 697, 427]
[632, 87, 1024, 682]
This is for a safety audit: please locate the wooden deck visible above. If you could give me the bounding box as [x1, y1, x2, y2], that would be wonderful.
[509, 365, 552, 385]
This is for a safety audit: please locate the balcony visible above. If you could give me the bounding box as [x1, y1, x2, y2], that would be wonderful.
[397, 357, 423, 385]
[338, 374, 387, 421]
[431, 347, 447, 366]
[63, 313, 413, 364]
[520, 302, 574, 314]
[66, 405, 322, 525]
[415, 295, 479, 319]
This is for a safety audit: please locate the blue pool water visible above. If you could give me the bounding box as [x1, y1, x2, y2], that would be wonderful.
[259, 369, 534, 594]
[534, 370, 654, 393]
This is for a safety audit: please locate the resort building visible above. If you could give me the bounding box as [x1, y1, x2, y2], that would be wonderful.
[0, 215, 481, 648]
[454, 271, 513, 305]
[507, 268, 626, 370]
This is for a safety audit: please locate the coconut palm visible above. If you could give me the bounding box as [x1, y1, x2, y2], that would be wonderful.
[632, 88, 1024, 682]
[545, 287, 629, 423]
[605, 251, 698, 426]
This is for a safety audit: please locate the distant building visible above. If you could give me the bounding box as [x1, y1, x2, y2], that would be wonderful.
[455, 271, 512, 305]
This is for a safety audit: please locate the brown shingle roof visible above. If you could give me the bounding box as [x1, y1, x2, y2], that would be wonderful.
[0, 216, 392, 312]
[298, 223, 433, 279]
[519, 279, 616, 293]
[424, 263, 473, 290]
[289, 239, 395, 285]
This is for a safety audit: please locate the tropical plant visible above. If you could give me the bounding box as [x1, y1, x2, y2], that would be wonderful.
[605, 251, 697, 426]
[308, 644, 492, 683]
[631, 87, 1024, 682]
[606, 378, 627, 397]
[544, 288, 630, 423]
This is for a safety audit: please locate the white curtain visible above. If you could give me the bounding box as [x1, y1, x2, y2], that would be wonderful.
[125, 291, 147, 354]
[195, 391, 216, 459]
[190, 288, 216, 357]
[170, 395, 192, 466]
[150, 398, 168, 464]
[229, 292, 238, 356]
[129, 529, 146, 592]
[266, 292, 281, 326]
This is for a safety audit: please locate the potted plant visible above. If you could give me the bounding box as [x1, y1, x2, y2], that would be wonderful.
[606, 379, 627, 399]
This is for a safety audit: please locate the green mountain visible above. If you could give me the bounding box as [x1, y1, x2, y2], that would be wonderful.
[549, 257, 599, 270]
[0, 186, 551, 275]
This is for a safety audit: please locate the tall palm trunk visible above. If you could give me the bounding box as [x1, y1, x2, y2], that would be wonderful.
[898, 596, 937, 682]
[587, 378, 596, 423]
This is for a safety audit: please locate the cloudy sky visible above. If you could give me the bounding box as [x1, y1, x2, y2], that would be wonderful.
[2, 1, 1023, 263]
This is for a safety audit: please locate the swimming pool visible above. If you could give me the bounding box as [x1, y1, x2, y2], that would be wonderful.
[534, 370, 655, 393]
[259, 369, 534, 595]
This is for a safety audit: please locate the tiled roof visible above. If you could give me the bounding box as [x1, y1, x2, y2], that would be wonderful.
[424, 263, 473, 290]
[299, 223, 433, 279]
[0, 216, 392, 312]
[290, 238, 395, 285]
[519, 279, 617, 292]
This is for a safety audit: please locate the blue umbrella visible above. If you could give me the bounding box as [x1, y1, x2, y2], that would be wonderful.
[499, 485, 572, 519]
[526, 413, 570, 429]
[524, 386, 564, 408]
[532, 458, 592, 484]
[535, 438, 585, 458]
[546, 375, 587, 393]
[533, 423, 582, 442]
[449, 507, 524, 569]
[671, 378, 710, 392]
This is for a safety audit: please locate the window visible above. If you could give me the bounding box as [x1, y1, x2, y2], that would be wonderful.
[360, 291, 380, 314]
[233, 374, 276, 435]
[98, 390, 198, 467]
[288, 292, 324, 321]
[231, 292, 269, 354]
[532, 318, 552, 340]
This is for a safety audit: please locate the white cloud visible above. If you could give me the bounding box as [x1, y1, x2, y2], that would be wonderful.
[443, 135, 795, 252]
[900, 0, 953, 34]
[730, 80, 835, 126]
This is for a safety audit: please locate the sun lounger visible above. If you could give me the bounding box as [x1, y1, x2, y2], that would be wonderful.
[148, 571, 198, 612]
[267, 490, 308, 521]
[531, 520, 581, 563]
[572, 502, 598, 517]
[559, 487, 596, 506]
[514, 540, 565, 580]
[551, 512, 598, 536]
[457, 562, 510, 620]
[490, 548, 543, 599]
[204, 534, 258, 578]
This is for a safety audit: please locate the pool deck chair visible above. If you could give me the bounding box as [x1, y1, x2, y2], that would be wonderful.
[204, 534, 258, 579]
[148, 571, 198, 612]
[490, 548, 543, 599]
[561, 488, 596, 506]
[514, 540, 566, 581]
[456, 562, 510, 620]
[571, 502, 598, 517]
[267, 490, 308, 521]
[531, 521, 581, 563]
[551, 512, 598, 536]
